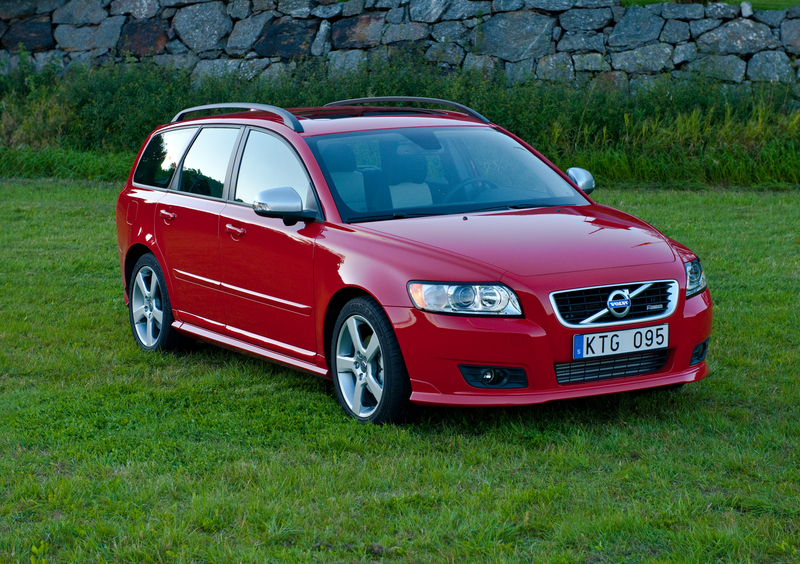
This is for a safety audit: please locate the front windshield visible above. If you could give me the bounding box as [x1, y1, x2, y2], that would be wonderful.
[307, 126, 588, 223]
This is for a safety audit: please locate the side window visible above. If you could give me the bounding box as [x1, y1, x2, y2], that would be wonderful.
[133, 127, 198, 188]
[235, 130, 314, 208]
[178, 128, 240, 198]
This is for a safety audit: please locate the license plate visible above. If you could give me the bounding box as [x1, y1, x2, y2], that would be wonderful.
[573, 324, 668, 360]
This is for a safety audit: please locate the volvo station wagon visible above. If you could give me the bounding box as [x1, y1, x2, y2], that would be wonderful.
[116, 97, 712, 423]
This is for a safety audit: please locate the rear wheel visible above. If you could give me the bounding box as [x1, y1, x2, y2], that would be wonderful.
[331, 297, 411, 424]
[129, 254, 182, 351]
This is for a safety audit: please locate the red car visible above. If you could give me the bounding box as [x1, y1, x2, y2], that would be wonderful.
[116, 97, 712, 423]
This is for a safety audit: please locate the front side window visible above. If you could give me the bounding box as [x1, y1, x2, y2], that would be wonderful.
[178, 128, 240, 198]
[307, 127, 588, 223]
[234, 130, 315, 209]
[133, 127, 198, 188]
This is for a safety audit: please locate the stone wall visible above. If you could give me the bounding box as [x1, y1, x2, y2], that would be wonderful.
[2, 0, 800, 88]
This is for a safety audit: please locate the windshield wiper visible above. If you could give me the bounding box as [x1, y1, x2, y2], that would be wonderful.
[348, 212, 438, 223]
[466, 203, 555, 214]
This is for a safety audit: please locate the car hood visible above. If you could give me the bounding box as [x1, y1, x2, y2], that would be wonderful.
[357, 204, 676, 277]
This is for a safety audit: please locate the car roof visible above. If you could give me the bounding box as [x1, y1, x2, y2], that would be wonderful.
[165, 98, 494, 137]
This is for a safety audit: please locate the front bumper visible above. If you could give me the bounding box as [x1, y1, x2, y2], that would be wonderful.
[386, 287, 713, 407]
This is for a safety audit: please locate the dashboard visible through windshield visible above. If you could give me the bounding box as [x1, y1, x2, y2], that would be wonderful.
[307, 126, 589, 223]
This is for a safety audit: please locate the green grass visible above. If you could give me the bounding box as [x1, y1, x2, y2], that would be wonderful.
[621, 0, 797, 12]
[1, 178, 799, 563]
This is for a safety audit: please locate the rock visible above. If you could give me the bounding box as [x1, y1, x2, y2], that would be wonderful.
[659, 19, 689, 43]
[193, 59, 242, 84]
[342, 0, 366, 17]
[573, 0, 616, 7]
[253, 0, 277, 10]
[611, 5, 625, 22]
[462, 52, 496, 75]
[0, 22, 6, 41]
[383, 22, 430, 43]
[54, 25, 93, 52]
[705, 3, 739, 19]
[474, 12, 554, 62]
[746, 49, 794, 82]
[697, 19, 780, 55]
[229, 0, 252, 19]
[226, 11, 273, 55]
[432, 21, 467, 43]
[310, 19, 331, 55]
[553, 26, 562, 40]
[166, 39, 188, 54]
[608, 6, 664, 49]
[644, 3, 661, 17]
[560, 8, 612, 31]
[592, 70, 628, 90]
[332, 14, 385, 48]
[3, 15, 54, 53]
[525, 0, 573, 10]
[662, 3, 704, 20]
[425, 41, 465, 64]
[788, 6, 800, 19]
[255, 16, 317, 57]
[557, 30, 604, 52]
[572, 52, 609, 70]
[410, 0, 451, 23]
[153, 52, 199, 70]
[174, 3, 233, 53]
[240, 57, 270, 78]
[689, 18, 721, 38]
[260, 60, 295, 82]
[740, 2, 752, 18]
[199, 50, 223, 59]
[386, 7, 406, 24]
[753, 9, 785, 27]
[493, 0, 523, 12]
[611, 42, 672, 72]
[38, 0, 67, 14]
[505, 57, 534, 84]
[0, 0, 37, 19]
[53, 0, 107, 25]
[443, 0, 490, 20]
[311, 4, 343, 18]
[278, 0, 313, 17]
[118, 19, 168, 57]
[328, 49, 367, 75]
[782, 19, 800, 54]
[33, 50, 65, 72]
[536, 52, 574, 80]
[376, 0, 400, 7]
[672, 41, 697, 64]
[110, 0, 159, 19]
[161, 8, 176, 18]
[686, 54, 746, 82]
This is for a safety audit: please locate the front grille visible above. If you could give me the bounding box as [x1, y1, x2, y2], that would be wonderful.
[554, 350, 669, 385]
[551, 280, 678, 328]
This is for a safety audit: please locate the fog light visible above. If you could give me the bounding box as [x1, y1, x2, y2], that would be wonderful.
[690, 339, 709, 365]
[459, 365, 528, 389]
[482, 369, 496, 384]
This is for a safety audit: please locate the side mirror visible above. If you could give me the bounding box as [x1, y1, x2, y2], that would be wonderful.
[253, 187, 318, 226]
[566, 168, 595, 195]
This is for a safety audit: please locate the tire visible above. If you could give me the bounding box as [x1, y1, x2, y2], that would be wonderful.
[128, 254, 182, 351]
[331, 296, 411, 424]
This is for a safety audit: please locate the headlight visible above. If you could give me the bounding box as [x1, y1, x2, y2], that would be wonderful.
[407, 282, 522, 316]
[685, 258, 707, 298]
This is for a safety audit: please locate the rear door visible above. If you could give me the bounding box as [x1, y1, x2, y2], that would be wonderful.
[155, 126, 242, 330]
[218, 128, 322, 363]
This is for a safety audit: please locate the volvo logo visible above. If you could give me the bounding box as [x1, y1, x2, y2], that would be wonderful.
[607, 289, 631, 318]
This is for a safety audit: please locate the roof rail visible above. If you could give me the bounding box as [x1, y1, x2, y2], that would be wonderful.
[324, 97, 490, 124]
[171, 103, 304, 133]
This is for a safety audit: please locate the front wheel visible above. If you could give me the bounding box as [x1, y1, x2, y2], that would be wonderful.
[331, 297, 411, 424]
[129, 254, 182, 351]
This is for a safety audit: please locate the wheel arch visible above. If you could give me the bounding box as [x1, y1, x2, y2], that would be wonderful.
[322, 287, 377, 370]
[124, 244, 153, 295]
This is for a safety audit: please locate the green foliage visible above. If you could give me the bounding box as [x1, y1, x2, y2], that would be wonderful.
[1, 178, 799, 562]
[0, 54, 799, 187]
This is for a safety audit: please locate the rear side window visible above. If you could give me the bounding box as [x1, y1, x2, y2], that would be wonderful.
[133, 127, 198, 188]
[178, 128, 240, 199]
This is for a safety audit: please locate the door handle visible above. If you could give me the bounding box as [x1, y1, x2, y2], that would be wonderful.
[226, 224, 246, 236]
[160, 210, 176, 220]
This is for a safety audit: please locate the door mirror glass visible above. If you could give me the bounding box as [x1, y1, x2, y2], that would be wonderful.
[566, 168, 595, 195]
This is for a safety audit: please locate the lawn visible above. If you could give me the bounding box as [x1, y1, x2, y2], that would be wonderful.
[0, 178, 798, 563]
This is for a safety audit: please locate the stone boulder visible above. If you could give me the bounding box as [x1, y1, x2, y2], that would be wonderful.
[705, 3, 739, 20]
[557, 31, 604, 52]
[328, 49, 367, 76]
[536, 52, 574, 80]
[673, 42, 697, 64]
[278, 0, 313, 18]
[53, 0, 107, 25]
[559, 8, 612, 31]
[433, 21, 468, 43]
[410, 0, 451, 23]
[55, 16, 124, 52]
[174, 3, 233, 53]
[526, 0, 574, 11]
[661, 3, 704, 20]
[443, 0, 491, 20]
[753, 9, 786, 28]
[493, 0, 523, 12]
[608, 6, 664, 49]
[255, 16, 318, 57]
[227, 12, 273, 55]
[332, 14, 385, 49]
[696, 18, 780, 55]
[118, 19, 168, 57]
[659, 19, 689, 43]
[311, 19, 331, 56]
[383, 22, 430, 43]
[689, 19, 721, 39]
[781, 19, 800, 54]
[611, 42, 672, 72]
[746, 50, 794, 82]
[572, 52, 610, 71]
[474, 11, 555, 62]
[686, 54, 746, 82]
[425, 41, 465, 64]
[2, 15, 54, 53]
[111, 0, 159, 19]
[0, 0, 37, 20]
